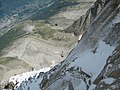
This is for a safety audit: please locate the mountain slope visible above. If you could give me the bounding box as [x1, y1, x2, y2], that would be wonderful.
[0, 20, 78, 84]
[0, 57, 32, 83]
[0, 0, 96, 84]
[2, 0, 120, 90]
[39, 0, 120, 90]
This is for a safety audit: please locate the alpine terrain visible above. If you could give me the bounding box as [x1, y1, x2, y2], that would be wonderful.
[1, 0, 120, 90]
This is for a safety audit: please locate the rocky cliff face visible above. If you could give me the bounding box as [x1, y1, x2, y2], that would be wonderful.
[2, 0, 120, 90]
[64, 0, 105, 36]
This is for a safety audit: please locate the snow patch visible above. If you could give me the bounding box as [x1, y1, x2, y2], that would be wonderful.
[75, 81, 86, 90]
[88, 84, 96, 90]
[112, 12, 120, 24]
[68, 41, 115, 81]
[78, 34, 83, 41]
[101, 78, 115, 84]
[9, 67, 50, 88]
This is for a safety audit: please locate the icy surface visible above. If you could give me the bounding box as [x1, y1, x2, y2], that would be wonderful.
[78, 34, 83, 41]
[101, 78, 115, 84]
[68, 41, 115, 81]
[9, 67, 50, 89]
[75, 81, 86, 90]
[88, 84, 96, 90]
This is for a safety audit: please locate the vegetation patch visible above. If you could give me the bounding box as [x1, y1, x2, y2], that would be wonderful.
[0, 57, 16, 65]
[0, 20, 35, 54]
[33, 21, 56, 39]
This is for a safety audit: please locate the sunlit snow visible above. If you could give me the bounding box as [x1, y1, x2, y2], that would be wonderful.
[9, 67, 50, 89]
[68, 41, 115, 81]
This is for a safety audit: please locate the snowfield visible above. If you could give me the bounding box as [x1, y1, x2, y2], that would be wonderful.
[9, 67, 50, 90]
[68, 41, 115, 81]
